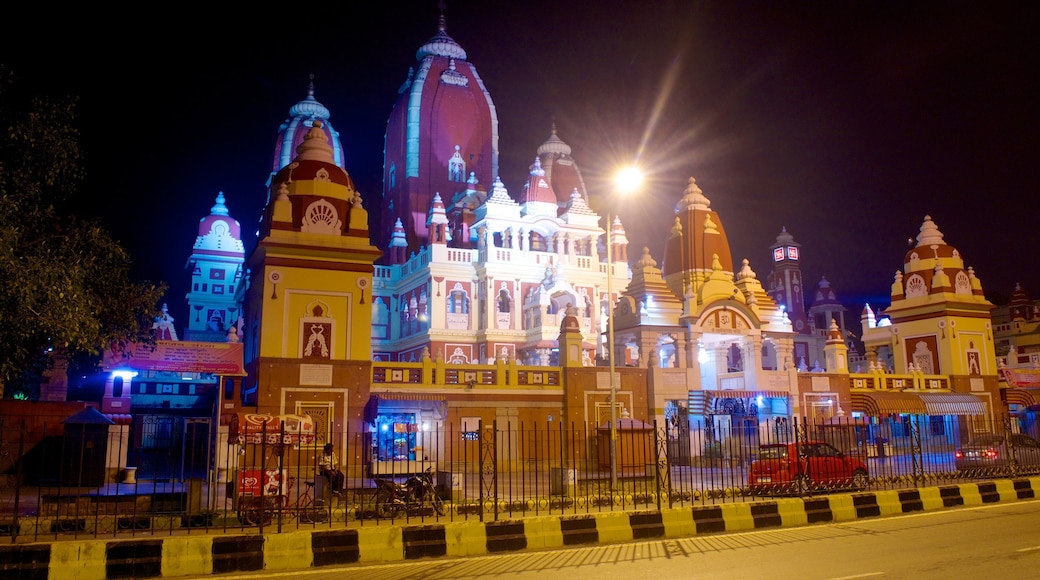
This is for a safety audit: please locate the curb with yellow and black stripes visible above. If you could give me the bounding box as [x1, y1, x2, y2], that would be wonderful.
[3, 478, 1036, 579]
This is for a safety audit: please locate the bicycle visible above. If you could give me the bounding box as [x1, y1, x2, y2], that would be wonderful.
[239, 475, 329, 526]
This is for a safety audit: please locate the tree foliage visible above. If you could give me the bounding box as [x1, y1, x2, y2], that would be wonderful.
[0, 65, 166, 398]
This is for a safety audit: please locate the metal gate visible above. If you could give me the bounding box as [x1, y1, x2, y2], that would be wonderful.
[130, 415, 211, 482]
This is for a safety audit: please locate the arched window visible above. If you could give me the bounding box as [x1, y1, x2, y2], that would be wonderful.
[449, 284, 470, 314]
[448, 145, 465, 182]
[497, 288, 511, 313]
[371, 297, 390, 340]
[529, 232, 548, 252]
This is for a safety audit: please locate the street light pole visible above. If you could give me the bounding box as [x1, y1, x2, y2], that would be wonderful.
[604, 165, 643, 492]
[607, 212, 618, 491]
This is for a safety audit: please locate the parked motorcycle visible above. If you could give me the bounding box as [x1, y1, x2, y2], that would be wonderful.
[373, 466, 446, 517]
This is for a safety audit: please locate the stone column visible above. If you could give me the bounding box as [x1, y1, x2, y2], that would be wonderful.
[742, 334, 762, 389]
[672, 333, 687, 369]
[684, 329, 701, 371]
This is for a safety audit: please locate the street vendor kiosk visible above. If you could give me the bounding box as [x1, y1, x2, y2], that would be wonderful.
[228, 413, 321, 509]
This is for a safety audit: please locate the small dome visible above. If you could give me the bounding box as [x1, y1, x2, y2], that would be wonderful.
[270, 76, 344, 180]
[519, 157, 558, 210]
[903, 215, 959, 263]
[270, 120, 355, 190]
[194, 192, 244, 255]
[416, 13, 467, 61]
[810, 276, 842, 307]
[774, 226, 795, 246]
[896, 215, 985, 300]
[676, 177, 711, 212]
[536, 123, 572, 157]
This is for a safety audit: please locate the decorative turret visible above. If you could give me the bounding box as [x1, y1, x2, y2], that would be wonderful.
[426, 193, 451, 244]
[862, 304, 876, 330]
[1009, 283, 1034, 321]
[388, 218, 408, 264]
[823, 317, 849, 373]
[735, 258, 785, 330]
[808, 276, 848, 338]
[520, 157, 560, 217]
[447, 172, 487, 244]
[559, 188, 598, 228]
[184, 191, 245, 341]
[697, 254, 743, 306]
[607, 215, 629, 263]
[557, 304, 589, 368]
[890, 270, 905, 300]
[154, 303, 178, 341]
[613, 247, 684, 329]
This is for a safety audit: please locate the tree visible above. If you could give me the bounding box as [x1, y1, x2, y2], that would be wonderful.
[0, 65, 166, 398]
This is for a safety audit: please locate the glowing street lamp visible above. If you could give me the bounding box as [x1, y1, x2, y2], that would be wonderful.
[607, 165, 642, 490]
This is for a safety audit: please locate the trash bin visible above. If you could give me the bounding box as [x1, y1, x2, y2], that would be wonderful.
[186, 479, 203, 514]
[436, 471, 461, 501]
[549, 467, 576, 496]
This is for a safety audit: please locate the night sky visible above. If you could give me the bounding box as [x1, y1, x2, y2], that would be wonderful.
[6, 1, 1038, 328]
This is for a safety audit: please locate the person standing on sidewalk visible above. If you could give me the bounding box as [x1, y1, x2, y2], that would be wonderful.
[319, 443, 344, 495]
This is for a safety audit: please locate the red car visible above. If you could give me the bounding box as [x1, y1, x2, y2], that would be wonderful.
[749, 441, 869, 495]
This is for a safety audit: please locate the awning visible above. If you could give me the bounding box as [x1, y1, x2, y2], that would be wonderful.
[917, 392, 988, 416]
[365, 392, 448, 423]
[1003, 388, 1040, 408]
[229, 413, 315, 444]
[850, 391, 987, 416]
[689, 390, 790, 416]
[850, 391, 928, 416]
[373, 392, 447, 401]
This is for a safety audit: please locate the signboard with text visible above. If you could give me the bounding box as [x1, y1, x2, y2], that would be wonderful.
[103, 340, 245, 375]
[1002, 368, 1040, 388]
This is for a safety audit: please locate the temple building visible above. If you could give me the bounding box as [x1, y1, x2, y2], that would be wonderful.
[82, 11, 1017, 484]
[240, 117, 381, 456]
[993, 283, 1040, 411]
[368, 15, 628, 367]
[994, 283, 1040, 367]
[230, 12, 862, 454]
[857, 215, 997, 422]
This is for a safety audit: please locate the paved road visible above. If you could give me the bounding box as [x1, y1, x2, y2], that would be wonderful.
[180, 498, 1040, 579]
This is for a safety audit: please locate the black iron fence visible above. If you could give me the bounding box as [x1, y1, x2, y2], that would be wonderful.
[1, 413, 1037, 542]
